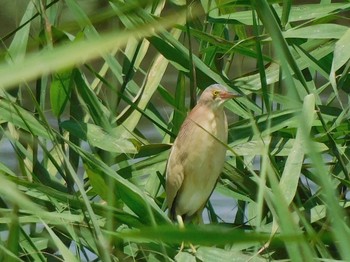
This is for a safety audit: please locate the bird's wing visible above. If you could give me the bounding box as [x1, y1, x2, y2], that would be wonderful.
[165, 145, 185, 213]
[165, 112, 199, 218]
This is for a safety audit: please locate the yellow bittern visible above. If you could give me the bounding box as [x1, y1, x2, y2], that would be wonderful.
[166, 84, 240, 224]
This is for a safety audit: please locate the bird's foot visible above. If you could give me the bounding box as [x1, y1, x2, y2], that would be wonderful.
[189, 243, 197, 253]
[176, 215, 197, 254]
[178, 242, 197, 254]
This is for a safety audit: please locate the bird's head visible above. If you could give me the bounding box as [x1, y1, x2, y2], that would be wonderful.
[198, 84, 241, 109]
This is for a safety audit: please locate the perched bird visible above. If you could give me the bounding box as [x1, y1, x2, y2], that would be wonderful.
[166, 84, 240, 223]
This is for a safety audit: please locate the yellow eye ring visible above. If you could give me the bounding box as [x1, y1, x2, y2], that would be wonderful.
[212, 90, 220, 98]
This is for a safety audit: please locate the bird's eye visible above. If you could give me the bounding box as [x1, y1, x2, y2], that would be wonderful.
[212, 90, 220, 98]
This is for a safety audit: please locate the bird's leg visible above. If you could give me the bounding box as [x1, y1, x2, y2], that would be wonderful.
[176, 215, 185, 252]
[176, 215, 185, 229]
[176, 215, 196, 253]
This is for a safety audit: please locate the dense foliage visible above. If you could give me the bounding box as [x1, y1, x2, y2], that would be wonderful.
[0, 0, 350, 261]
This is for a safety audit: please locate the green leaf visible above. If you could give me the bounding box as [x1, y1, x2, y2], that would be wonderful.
[330, 28, 350, 88]
[279, 94, 316, 205]
[60, 120, 138, 154]
[228, 109, 300, 146]
[6, 206, 19, 262]
[86, 164, 109, 200]
[283, 24, 348, 39]
[0, 11, 186, 90]
[0, 162, 16, 177]
[42, 222, 79, 262]
[231, 136, 327, 157]
[5, 1, 34, 63]
[0, 99, 51, 139]
[122, 28, 182, 133]
[81, 152, 170, 225]
[73, 69, 111, 129]
[172, 72, 187, 136]
[207, 3, 350, 25]
[118, 224, 301, 245]
[50, 70, 72, 117]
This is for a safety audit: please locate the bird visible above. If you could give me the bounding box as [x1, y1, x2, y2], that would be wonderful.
[166, 84, 240, 224]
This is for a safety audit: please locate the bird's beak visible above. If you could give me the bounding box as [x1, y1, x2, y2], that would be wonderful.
[220, 91, 242, 100]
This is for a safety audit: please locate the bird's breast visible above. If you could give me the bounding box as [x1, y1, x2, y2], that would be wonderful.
[174, 109, 228, 216]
